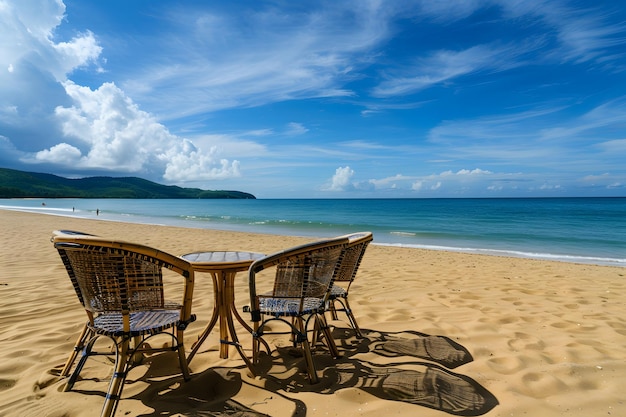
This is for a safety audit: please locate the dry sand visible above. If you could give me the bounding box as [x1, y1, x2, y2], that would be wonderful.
[0, 210, 624, 416]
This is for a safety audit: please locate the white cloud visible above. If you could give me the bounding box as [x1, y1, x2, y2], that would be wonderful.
[335, 168, 501, 194]
[51, 31, 102, 79]
[32, 81, 240, 182]
[327, 166, 355, 191]
[362, 168, 549, 195]
[4, 0, 65, 41]
[285, 122, 309, 136]
[163, 145, 241, 182]
[539, 183, 562, 190]
[369, 174, 415, 188]
[0, 0, 103, 157]
[0, 1, 101, 83]
[456, 168, 492, 176]
[35, 143, 81, 164]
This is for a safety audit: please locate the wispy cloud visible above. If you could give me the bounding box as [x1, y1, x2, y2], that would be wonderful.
[284, 122, 309, 136]
[371, 43, 531, 98]
[500, 0, 626, 64]
[371, 1, 626, 98]
[123, 2, 395, 118]
[426, 98, 626, 172]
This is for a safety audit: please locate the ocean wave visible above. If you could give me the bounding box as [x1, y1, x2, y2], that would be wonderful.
[0, 205, 73, 213]
[375, 242, 626, 267]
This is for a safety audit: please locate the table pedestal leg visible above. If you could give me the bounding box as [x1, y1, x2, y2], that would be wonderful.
[222, 271, 256, 371]
[187, 266, 256, 373]
[187, 273, 220, 364]
[218, 271, 231, 358]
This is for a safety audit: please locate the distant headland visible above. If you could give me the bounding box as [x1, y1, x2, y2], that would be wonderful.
[0, 168, 255, 199]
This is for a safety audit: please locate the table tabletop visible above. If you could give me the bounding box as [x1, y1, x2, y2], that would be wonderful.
[181, 251, 265, 272]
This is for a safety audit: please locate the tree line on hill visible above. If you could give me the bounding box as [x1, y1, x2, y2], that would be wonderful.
[0, 168, 255, 199]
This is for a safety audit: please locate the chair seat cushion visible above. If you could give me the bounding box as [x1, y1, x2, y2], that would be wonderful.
[259, 297, 324, 316]
[329, 284, 347, 299]
[93, 309, 181, 337]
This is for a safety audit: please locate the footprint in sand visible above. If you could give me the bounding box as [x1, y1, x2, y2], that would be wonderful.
[486, 356, 526, 375]
[515, 372, 568, 399]
[507, 332, 545, 351]
[0, 378, 16, 391]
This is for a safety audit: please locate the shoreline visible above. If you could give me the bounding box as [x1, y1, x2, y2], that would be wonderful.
[1, 210, 625, 416]
[1, 205, 624, 267]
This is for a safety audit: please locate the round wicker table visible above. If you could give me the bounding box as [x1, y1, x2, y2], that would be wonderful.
[181, 251, 264, 364]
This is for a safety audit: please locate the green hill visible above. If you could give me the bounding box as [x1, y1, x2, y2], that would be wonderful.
[0, 168, 255, 199]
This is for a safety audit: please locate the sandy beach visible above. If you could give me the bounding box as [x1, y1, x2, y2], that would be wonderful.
[0, 210, 624, 417]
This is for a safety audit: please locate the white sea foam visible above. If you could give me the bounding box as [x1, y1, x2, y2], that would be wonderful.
[375, 242, 626, 267]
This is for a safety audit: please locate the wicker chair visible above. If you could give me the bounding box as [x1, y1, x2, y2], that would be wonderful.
[52, 231, 196, 417]
[248, 236, 349, 383]
[327, 232, 373, 338]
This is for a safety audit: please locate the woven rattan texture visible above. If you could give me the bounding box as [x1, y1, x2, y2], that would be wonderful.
[61, 247, 166, 313]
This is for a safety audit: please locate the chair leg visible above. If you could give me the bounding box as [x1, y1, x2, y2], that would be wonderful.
[176, 329, 191, 381]
[342, 297, 362, 338]
[295, 317, 319, 384]
[310, 318, 320, 347]
[252, 322, 261, 365]
[316, 314, 340, 358]
[64, 334, 101, 392]
[100, 337, 129, 417]
[329, 300, 339, 321]
[61, 322, 91, 377]
[131, 335, 145, 365]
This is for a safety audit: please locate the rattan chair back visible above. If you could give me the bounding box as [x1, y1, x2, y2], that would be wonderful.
[52, 231, 195, 417]
[61, 248, 166, 312]
[249, 236, 350, 316]
[333, 232, 373, 284]
[327, 232, 373, 338]
[247, 235, 349, 383]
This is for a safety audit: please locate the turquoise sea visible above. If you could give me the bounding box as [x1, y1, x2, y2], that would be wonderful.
[1, 197, 625, 267]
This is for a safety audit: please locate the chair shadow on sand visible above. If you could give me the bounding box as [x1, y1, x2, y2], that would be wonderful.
[256, 328, 498, 416]
[128, 328, 497, 416]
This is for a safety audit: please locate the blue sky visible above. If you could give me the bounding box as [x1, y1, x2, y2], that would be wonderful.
[1, 0, 625, 198]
